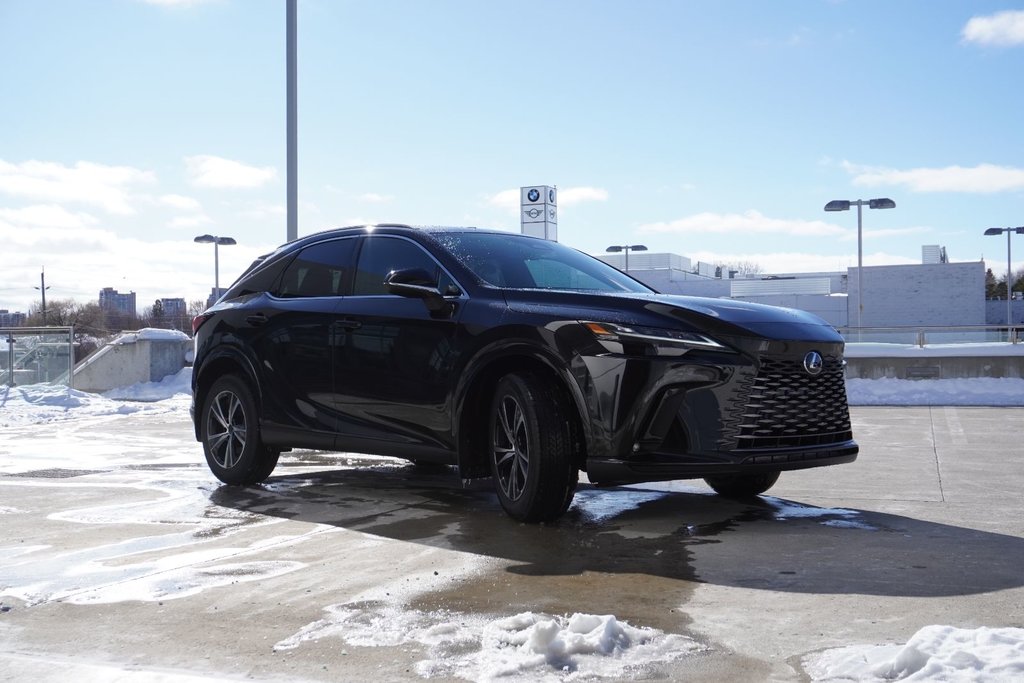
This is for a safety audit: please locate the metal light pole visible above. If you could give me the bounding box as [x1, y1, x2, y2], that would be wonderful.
[984, 226, 1024, 329]
[286, 0, 298, 243]
[606, 244, 648, 273]
[194, 234, 237, 297]
[34, 267, 50, 324]
[824, 198, 896, 331]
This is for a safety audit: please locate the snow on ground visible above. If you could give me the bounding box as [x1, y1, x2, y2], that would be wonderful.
[2, 370, 1024, 679]
[275, 605, 704, 681]
[805, 625, 1024, 682]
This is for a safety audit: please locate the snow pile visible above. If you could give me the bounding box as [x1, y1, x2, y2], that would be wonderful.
[275, 604, 704, 681]
[846, 342, 1024, 358]
[109, 328, 191, 344]
[0, 368, 192, 427]
[805, 625, 1024, 681]
[846, 377, 1024, 406]
[102, 367, 192, 401]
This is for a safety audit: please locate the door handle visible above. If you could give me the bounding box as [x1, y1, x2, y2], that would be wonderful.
[245, 313, 269, 326]
[333, 318, 361, 330]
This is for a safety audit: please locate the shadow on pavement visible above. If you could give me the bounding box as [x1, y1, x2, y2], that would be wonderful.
[208, 460, 1024, 600]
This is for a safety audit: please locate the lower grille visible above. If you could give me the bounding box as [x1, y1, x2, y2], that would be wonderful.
[721, 355, 853, 450]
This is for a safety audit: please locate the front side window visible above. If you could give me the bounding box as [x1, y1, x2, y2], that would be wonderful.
[276, 238, 356, 298]
[353, 236, 456, 295]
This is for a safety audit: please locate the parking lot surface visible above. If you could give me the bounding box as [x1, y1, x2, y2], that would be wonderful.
[1, 401, 1022, 681]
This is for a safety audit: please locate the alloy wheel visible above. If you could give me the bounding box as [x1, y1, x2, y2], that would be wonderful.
[206, 389, 247, 469]
[493, 394, 529, 501]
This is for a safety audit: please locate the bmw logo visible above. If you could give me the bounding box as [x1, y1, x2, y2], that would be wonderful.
[548, 189, 555, 203]
[803, 351, 824, 376]
[527, 188, 540, 202]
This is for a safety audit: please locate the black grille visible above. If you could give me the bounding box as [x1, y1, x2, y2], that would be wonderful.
[720, 355, 852, 450]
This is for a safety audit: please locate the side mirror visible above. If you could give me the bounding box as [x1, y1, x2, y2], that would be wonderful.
[384, 268, 458, 316]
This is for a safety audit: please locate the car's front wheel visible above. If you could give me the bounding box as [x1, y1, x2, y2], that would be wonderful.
[200, 374, 279, 485]
[704, 471, 780, 498]
[489, 373, 578, 522]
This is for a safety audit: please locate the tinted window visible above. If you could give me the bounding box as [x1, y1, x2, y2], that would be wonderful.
[353, 236, 456, 295]
[276, 238, 356, 298]
[442, 232, 653, 293]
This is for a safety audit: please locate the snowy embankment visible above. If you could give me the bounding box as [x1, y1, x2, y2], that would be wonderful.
[2, 370, 1024, 679]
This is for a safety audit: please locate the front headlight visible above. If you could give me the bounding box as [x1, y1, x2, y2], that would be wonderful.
[583, 322, 732, 356]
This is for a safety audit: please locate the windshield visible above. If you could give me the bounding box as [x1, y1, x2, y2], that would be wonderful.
[440, 232, 653, 294]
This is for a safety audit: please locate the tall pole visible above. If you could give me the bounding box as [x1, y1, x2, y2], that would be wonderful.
[856, 202, 863, 331]
[624, 247, 629, 272]
[286, 0, 298, 243]
[214, 241, 221, 294]
[1003, 228, 1011, 329]
[40, 268, 47, 323]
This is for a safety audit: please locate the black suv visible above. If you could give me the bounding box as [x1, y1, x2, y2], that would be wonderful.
[191, 225, 856, 522]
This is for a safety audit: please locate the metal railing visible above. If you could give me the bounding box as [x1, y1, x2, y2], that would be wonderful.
[1, 327, 75, 388]
[838, 325, 1023, 347]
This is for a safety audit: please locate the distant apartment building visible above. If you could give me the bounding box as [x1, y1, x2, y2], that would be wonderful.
[157, 297, 188, 330]
[0, 309, 27, 327]
[99, 287, 137, 317]
[205, 287, 225, 310]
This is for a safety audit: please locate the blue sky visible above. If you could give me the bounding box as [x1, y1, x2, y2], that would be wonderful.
[2, 0, 1024, 314]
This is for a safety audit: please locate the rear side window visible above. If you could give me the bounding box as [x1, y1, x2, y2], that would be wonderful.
[276, 238, 356, 298]
[353, 236, 456, 295]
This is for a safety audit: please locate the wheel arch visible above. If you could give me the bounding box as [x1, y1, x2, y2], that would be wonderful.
[454, 346, 589, 479]
[192, 349, 261, 440]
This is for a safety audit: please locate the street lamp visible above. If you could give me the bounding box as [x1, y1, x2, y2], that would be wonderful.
[824, 198, 896, 330]
[606, 244, 648, 273]
[194, 234, 237, 297]
[33, 266, 50, 324]
[984, 226, 1024, 329]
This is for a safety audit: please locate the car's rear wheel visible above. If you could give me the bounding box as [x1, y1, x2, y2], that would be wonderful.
[489, 373, 578, 522]
[704, 471, 780, 498]
[201, 374, 279, 485]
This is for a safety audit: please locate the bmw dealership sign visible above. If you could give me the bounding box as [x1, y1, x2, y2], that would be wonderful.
[520, 185, 557, 241]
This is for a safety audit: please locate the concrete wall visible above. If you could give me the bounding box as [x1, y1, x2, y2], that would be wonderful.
[846, 355, 1024, 380]
[74, 336, 191, 393]
[985, 299, 1024, 325]
[848, 262, 985, 327]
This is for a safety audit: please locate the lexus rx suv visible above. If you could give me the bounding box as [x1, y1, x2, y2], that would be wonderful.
[191, 225, 857, 522]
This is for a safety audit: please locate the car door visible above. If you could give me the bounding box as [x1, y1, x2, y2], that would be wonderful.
[251, 237, 356, 443]
[329, 234, 464, 454]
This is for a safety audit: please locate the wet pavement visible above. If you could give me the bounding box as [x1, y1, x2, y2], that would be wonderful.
[0, 402, 1022, 681]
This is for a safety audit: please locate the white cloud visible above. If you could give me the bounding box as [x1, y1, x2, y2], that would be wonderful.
[159, 194, 202, 212]
[843, 161, 1024, 193]
[0, 204, 98, 229]
[0, 159, 155, 215]
[185, 155, 276, 189]
[962, 10, 1024, 46]
[357, 192, 395, 204]
[488, 189, 520, 211]
[638, 210, 847, 237]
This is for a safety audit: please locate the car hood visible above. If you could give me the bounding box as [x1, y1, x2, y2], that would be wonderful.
[502, 289, 843, 343]
[639, 294, 842, 342]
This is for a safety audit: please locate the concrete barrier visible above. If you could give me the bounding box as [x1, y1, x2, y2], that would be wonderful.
[845, 343, 1024, 379]
[74, 329, 192, 393]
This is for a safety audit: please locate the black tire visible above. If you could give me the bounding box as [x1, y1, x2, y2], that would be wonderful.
[200, 374, 279, 485]
[704, 471, 780, 498]
[489, 373, 579, 522]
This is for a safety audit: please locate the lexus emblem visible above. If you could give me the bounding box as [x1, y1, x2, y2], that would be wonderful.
[803, 351, 824, 376]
